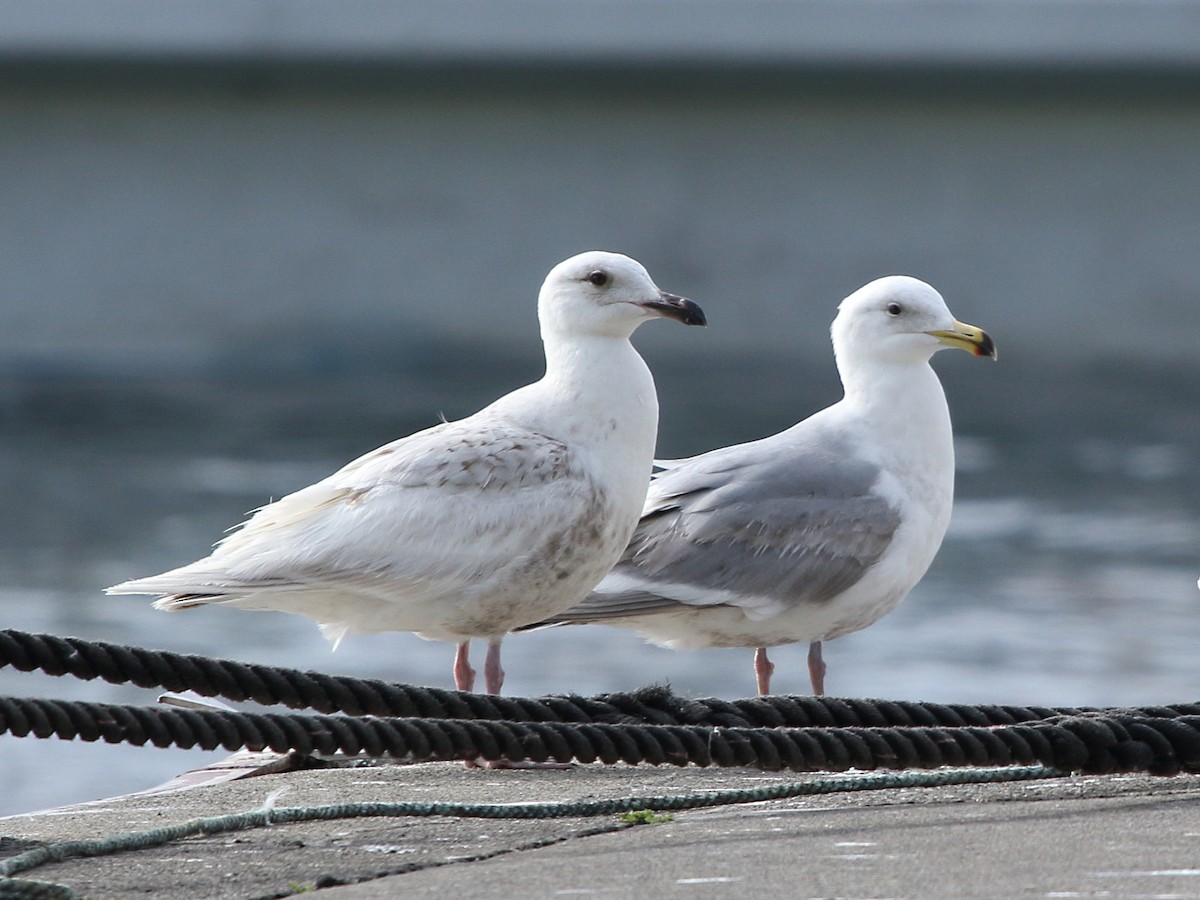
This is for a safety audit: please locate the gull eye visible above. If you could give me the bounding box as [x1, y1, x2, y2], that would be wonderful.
[587, 270, 609, 287]
[886, 301, 903, 316]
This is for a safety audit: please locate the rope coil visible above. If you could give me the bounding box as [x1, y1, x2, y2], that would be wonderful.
[4, 629, 1198, 729]
[6, 628, 1197, 900]
[1, 629, 1199, 774]
[1, 694, 1199, 775]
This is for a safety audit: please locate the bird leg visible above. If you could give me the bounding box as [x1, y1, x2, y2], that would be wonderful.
[478, 637, 569, 769]
[484, 639, 505, 695]
[807, 640, 827, 696]
[456, 640, 487, 768]
[754, 646, 774, 696]
[453, 641, 476, 693]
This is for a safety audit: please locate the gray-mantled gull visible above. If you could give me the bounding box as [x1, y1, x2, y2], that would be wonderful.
[107, 251, 706, 697]
[521, 275, 994, 696]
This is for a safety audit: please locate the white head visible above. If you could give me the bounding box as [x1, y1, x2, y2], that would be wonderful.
[538, 251, 705, 342]
[831, 275, 995, 371]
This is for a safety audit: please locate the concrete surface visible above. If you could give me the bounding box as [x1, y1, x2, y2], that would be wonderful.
[2, 759, 1199, 898]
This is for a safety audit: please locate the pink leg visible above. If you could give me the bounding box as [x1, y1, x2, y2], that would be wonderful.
[479, 637, 569, 769]
[753, 647, 774, 696]
[484, 639, 505, 695]
[808, 640, 826, 697]
[453, 641, 475, 692]
[456, 641, 485, 767]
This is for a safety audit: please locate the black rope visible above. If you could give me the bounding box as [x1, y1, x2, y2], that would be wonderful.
[10, 628, 1197, 900]
[3, 629, 1198, 730]
[2, 694, 1200, 775]
[4, 630, 1200, 775]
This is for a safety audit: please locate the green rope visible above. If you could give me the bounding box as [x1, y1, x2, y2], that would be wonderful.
[0, 765, 1064, 889]
[0, 881, 76, 900]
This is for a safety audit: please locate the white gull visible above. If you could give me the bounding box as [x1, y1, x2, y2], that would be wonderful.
[107, 251, 705, 695]
[523, 276, 994, 696]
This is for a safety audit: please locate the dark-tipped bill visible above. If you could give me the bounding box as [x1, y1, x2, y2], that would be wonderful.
[928, 320, 996, 359]
[642, 291, 707, 327]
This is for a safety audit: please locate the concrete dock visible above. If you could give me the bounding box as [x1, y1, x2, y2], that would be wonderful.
[2, 758, 1199, 898]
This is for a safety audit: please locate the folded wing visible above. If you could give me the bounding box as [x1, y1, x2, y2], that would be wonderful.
[556, 431, 901, 624]
[107, 416, 597, 608]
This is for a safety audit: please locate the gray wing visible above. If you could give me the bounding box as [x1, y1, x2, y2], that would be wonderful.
[556, 429, 901, 622]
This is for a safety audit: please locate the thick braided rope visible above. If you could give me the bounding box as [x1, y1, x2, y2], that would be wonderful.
[3, 629, 1198, 729]
[2, 695, 1200, 775]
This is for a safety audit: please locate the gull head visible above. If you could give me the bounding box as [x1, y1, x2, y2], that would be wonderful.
[538, 251, 706, 341]
[832, 275, 996, 367]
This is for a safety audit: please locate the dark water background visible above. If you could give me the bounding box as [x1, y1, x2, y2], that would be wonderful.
[2, 348, 1199, 817]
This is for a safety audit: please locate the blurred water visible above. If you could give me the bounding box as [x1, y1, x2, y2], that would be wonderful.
[1, 355, 1199, 817]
